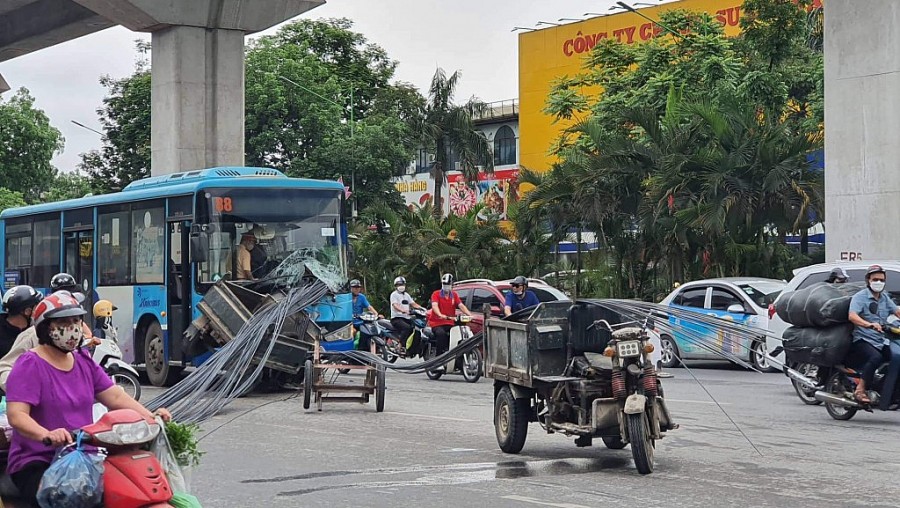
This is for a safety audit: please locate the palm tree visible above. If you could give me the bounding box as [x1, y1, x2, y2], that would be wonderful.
[419, 68, 494, 216]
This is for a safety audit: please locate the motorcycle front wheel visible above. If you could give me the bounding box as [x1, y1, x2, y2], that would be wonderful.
[112, 371, 142, 401]
[627, 412, 654, 474]
[461, 349, 482, 383]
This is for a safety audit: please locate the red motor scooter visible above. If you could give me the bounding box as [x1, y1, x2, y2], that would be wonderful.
[42, 409, 174, 507]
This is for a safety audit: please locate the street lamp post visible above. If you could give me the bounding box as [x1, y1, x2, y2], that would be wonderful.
[278, 75, 357, 216]
[71, 120, 104, 137]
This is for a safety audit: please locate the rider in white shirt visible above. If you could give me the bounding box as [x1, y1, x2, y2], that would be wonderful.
[389, 277, 423, 353]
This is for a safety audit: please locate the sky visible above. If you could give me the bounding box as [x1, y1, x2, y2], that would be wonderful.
[0, 0, 663, 172]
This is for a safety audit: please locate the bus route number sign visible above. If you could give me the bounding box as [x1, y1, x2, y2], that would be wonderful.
[213, 197, 234, 213]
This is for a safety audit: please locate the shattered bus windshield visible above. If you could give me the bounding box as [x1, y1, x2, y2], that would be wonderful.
[196, 188, 346, 286]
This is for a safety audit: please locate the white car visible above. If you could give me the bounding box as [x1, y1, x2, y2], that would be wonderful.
[767, 261, 900, 369]
[659, 277, 787, 372]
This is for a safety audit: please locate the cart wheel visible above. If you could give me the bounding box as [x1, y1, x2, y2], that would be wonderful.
[495, 386, 529, 454]
[375, 366, 386, 413]
[627, 412, 655, 474]
[462, 349, 482, 383]
[602, 436, 627, 450]
[303, 359, 313, 410]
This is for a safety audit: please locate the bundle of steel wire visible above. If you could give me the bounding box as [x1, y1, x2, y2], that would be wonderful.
[146, 280, 329, 423]
[338, 332, 484, 373]
[579, 299, 777, 370]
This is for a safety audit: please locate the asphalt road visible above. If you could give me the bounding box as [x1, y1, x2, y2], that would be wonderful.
[161, 361, 900, 507]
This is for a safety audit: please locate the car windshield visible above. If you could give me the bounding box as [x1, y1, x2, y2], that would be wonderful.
[196, 187, 346, 286]
[738, 281, 785, 307]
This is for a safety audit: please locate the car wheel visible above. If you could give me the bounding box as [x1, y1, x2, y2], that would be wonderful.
[659, 335, 681, 369]
[751, 340, 778, 373]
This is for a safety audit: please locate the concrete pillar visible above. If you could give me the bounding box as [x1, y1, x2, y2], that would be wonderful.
[825, 1, 900, 262]
[151, 26, 245, 172]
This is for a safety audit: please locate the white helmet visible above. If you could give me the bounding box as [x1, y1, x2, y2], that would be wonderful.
[394, 276, 406, 286]
[441, 273, 454, 285]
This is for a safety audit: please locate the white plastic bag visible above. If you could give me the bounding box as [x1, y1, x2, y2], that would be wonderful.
[150, 417, 189, 493]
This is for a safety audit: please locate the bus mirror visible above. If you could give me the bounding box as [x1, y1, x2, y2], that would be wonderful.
[190, 232, 209, 263]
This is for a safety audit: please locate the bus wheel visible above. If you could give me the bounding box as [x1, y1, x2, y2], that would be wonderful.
[145, 321, 181, 387]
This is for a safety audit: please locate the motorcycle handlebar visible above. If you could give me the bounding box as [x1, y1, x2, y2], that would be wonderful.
[42, 431, 88, 447]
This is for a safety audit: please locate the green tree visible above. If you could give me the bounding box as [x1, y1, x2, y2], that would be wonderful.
[0, 88, 64, 201]
[82, 22, 420, 214]
[0, 188, 26, 214]
[44, 170, 93, 203]
[79, 47, 151, 194]
[420, 69, 493, 216]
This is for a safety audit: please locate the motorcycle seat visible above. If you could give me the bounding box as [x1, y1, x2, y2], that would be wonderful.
[583, 352, 613, 371]
[378, 319, 396, 331]
[422, 327, 434, 339]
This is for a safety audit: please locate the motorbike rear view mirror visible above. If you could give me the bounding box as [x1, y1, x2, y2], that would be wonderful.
[402, 300, 409, 305]
[869, 302, 879, 314]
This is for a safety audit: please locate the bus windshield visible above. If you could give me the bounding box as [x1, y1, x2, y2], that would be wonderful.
[196, 187, 346, 285]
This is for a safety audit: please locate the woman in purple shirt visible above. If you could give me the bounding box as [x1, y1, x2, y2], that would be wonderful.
[5, 292, 171, 506]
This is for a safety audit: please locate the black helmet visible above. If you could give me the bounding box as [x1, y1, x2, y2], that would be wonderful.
[50, 273, 78, 292]
[441, 273, 454, 285]
[2, 285, 44, 315]
[511, 276, 528, 288]
[349, 279, 362, 288]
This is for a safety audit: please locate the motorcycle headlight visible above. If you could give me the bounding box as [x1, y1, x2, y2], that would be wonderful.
[616, 340, 642, 358]
[92, 420, 160, 446]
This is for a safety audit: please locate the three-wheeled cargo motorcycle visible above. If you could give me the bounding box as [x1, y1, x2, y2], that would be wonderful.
[484, 301, 677, 474]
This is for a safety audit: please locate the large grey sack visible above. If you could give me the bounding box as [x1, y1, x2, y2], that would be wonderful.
[775, 282, 865, 327]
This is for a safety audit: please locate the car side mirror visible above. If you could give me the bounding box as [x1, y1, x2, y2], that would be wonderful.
[726, 303, 746, 314]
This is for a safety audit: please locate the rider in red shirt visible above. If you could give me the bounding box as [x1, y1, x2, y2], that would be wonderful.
[428, 274, 472, 355]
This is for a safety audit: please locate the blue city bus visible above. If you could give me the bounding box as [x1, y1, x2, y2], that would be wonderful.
[0, 167, 352, 386]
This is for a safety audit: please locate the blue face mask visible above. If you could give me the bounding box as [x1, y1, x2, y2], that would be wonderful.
[441, 284, 451, 293]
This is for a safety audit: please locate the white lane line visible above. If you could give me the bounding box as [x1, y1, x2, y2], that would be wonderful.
[501, 495, 592, 508]
[666, 398, 732, 405]
[384, 411, 477, 422]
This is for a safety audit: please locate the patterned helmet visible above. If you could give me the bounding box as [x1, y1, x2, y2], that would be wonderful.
[394, 276, 407, 286]
[33, 292, 87, 327]
[50, 273, 78, 292]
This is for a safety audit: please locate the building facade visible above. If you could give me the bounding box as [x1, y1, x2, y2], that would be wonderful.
[393, 99, 520, 218]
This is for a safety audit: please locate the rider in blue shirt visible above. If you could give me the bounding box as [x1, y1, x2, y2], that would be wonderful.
[504, 276, 541, 316]
[350, 279, 378, 327]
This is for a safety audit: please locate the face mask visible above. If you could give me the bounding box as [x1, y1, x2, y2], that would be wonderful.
[49, 322, 83, 352]
[513, 286, 524, 296]
[441, 284, 451, 292]
[397, 286, 406, 293]
[870, 281, 886, 293]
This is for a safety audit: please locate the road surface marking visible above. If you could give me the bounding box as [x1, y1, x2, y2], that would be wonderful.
[384, 411, 476, 422]
[501, 495, 592, 508]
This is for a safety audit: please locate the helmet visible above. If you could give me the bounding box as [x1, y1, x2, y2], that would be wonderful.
[349, 279, 362, 288]
[2, 285, 43, 315]
[511, 276, 528, 288]
[441, 274, 454, 285]
[50, 273, 78, 292]
[394, 276, 407, 286]
[866, 265, 886, 278]
[33, 291, 87, 327]
[93, 300, 118, 318]
[829, 267, 849, 282]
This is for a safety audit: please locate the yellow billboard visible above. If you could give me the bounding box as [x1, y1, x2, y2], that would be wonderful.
[518, 0, 747, 172]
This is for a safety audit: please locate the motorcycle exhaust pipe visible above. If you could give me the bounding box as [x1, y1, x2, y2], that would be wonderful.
[813, 390, 860, 408]
[784, 366, 819, 391]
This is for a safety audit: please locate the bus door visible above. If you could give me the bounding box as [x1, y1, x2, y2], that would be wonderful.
[167, 221, 191, 359]
[64, 229, 95, 329]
